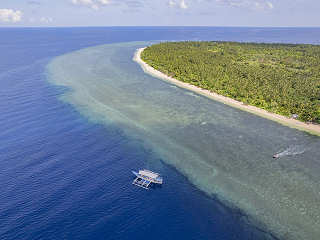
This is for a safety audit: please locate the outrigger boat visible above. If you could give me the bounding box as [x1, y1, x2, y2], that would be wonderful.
[132, 169, 163, 190]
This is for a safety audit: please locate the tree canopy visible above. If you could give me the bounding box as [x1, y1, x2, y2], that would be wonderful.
[141, 41, 320, 123]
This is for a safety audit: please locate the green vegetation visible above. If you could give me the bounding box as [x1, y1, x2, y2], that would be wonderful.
[141, 41, 320, 123]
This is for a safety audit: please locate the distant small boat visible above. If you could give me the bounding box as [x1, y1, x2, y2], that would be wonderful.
[132, 169, 163, 189]
[273, 154, 279, 159]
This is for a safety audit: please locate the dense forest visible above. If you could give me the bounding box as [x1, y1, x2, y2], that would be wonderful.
[141, 41, 320, 124]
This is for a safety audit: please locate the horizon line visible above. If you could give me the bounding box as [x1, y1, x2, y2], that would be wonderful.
[1, 25, 320, 29]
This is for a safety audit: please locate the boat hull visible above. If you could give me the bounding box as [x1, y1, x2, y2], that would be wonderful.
[132, 170, 163, 184]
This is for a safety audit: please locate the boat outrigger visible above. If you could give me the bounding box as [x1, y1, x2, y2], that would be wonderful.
[132, 169, 163, 190]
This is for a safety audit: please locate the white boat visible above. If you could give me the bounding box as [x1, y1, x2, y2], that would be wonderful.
[132, 169, 163, 189]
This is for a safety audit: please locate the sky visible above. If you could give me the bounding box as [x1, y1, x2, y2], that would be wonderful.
[0, 0, 319, 27]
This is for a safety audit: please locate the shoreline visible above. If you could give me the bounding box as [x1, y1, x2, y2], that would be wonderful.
[134, 47, 320, 136]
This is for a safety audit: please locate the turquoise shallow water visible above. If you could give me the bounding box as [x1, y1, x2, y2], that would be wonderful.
[47, 41, 320, 239]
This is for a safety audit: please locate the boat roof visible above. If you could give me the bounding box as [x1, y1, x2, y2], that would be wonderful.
[139, 169, 159, 179]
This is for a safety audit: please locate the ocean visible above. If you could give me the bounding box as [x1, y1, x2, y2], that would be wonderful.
[1, 27, 320, 240]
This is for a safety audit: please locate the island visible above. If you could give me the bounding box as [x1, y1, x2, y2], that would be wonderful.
[134, 41, 320, 136]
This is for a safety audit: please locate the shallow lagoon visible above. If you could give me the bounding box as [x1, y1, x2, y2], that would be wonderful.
[2, 27, 320, 240]
[48, 42, 320, 239]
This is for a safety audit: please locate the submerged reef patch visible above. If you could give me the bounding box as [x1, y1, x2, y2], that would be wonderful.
[47, 42, 320, 240]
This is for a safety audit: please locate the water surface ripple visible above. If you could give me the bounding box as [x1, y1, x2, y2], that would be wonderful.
[47, 42, 320, 240]
[3, 27, 320, 240]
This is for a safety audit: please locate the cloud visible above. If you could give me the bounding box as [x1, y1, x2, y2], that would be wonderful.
[266, 1, 273, 9]
[216, 0, 274, 10]
[168, 0, 188, 9]
[0, 9, 22, 23]
[40, 17, 53, 23]
[28, 16, 53, 23]
[27, 1, 41, 5]
[71, 0, 110, 10]
[169, 0, 176, 7]
[180, 0, 188, 9]
[125, 0, 144, 8]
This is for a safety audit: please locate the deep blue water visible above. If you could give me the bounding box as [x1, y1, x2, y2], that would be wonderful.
[1, 27, 320, 240]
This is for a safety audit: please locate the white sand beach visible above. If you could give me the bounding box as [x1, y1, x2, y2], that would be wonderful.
[134, 47, 320, 136]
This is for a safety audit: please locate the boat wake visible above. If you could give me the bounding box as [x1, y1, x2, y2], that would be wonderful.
[46, 42, 320, 240]
[273, 145, 307, 158]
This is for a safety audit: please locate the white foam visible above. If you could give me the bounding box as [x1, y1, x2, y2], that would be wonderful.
[274, 145, 307, 158]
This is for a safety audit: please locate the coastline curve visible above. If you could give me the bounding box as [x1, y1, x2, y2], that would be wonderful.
[134, 47, 320, 136]
[47, 42, 320, 240]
